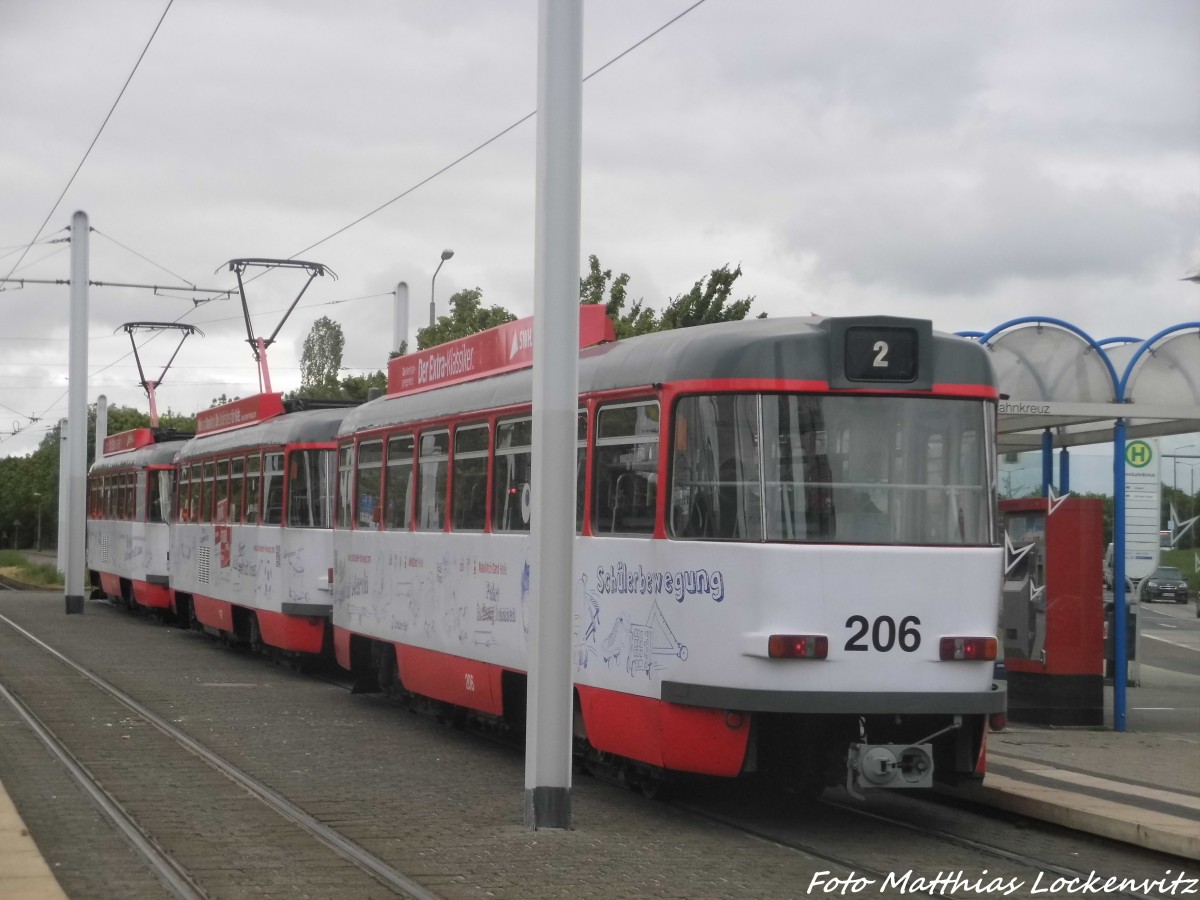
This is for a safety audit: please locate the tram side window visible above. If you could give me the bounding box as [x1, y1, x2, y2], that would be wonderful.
[385, 435, 414, 530]
[593, 402, 659, 536]
[197, 462, 213, 523]
[336, 446, 354, 529]
[263, 453, 284, 525]
[288, 449, 334, 528]
[418, 430, 450, 531]
[155, 470, 174, 523]
[116, 473, 128, 521]
[246, 453, 262, 525]
[356, 440, 384, 529]
[176, 469, 189, 522]
[189, 464, 203, 522]
[149, 471, 163, 524]
[452, 424, 489, 531]
[215, 459, 230, 522]
[230, 456, 245, 523]
[670, 395, 764, 541]
[493, 417, 531, 532]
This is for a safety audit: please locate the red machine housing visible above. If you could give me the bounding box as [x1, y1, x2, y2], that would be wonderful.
[1000, 497, 1104, 725]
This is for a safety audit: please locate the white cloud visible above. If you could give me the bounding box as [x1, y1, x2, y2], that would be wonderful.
[0, 0, 1197, 457]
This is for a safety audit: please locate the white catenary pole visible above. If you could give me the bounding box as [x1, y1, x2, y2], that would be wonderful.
[393, 281, 409, 353]
[65, 211, 89, 614]
[525, 0, 582, 830]
[56, 418, 68, 576]
[96, 394, 108, 459]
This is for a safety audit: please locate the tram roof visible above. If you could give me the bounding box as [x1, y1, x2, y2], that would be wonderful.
[90, 438, 191, 473]
[174, 406, 353, 461]
[341, 316, 995, 435]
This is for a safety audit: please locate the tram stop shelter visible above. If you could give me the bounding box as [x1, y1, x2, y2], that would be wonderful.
[966, 317, 1200, 731]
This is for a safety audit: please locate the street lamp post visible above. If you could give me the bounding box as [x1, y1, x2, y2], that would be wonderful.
[429, 249, 455, 328]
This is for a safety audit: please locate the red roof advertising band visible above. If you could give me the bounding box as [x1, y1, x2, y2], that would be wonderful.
[103, 428, 156, 455]
[387, 305, 616, 397]
[196, 393, 286, 436]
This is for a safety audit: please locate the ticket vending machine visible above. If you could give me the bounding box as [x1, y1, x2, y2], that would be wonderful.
[999, 497, 1104, 726]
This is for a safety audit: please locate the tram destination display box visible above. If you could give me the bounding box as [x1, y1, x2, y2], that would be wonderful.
[999, 497, 1104, 726]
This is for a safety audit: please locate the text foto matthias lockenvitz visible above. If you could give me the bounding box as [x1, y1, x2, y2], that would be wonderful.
[806, 869, 1197, 896]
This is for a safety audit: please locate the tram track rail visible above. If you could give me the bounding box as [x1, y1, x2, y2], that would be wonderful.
[668, 787, 1167, 900]
[1, 593, 1186, 899]
[331, 631, 1179, 900]
[816, 794, 1164, 900]
[0, 611, 439, 900]
[0, 677, 208, 900]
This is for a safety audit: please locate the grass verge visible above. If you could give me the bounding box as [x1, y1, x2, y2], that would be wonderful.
[0, 550, 65, 587]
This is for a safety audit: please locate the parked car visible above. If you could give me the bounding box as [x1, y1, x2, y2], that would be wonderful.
[1143, 566, 1190, 603]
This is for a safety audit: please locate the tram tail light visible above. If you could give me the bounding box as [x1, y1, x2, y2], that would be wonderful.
[768, 634, 828, 659]
[939, 636, 997, 661]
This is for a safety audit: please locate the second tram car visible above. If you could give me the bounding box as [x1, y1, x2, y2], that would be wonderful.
[168, 394, 353, 656]
[331, 315, 1005, 794]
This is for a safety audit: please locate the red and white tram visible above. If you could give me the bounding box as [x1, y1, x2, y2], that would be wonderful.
[87, 428, 190, 611]
[331, 314, 1005, 793]
[168, 394, 353, 657]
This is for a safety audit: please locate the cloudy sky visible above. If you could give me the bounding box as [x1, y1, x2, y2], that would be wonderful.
[1, 0, 1198, 467]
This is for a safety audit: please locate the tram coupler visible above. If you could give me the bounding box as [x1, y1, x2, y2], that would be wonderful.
[845, 715, 962, 798]
[845, 743, 934, 799]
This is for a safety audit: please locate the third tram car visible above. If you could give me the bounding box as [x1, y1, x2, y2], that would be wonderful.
[88, 427, 191, 611]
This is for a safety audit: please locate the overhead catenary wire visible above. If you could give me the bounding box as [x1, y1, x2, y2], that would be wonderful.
[2, 2, 707, 446]
[0, 229, 69, 259]
[91, 227, 197, 289]
[289, 0, 709, 261]
[0, 0, 175, 287]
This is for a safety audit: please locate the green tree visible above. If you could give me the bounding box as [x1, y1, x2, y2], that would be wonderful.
[416, 288, 516, 350]
[578, 255, 657, 338]
[298, 316, 346, 398]
[580, 256, 761, 336]
[338, 370, 389, 402]
[658, 264, 760, 331]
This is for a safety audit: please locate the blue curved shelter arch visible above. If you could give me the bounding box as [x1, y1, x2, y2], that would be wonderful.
[1117, 322, 1200, 400]
[979, 315, 1121, 396]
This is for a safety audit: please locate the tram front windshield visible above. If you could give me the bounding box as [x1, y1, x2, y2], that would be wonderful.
[670, 394, 994, 546]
